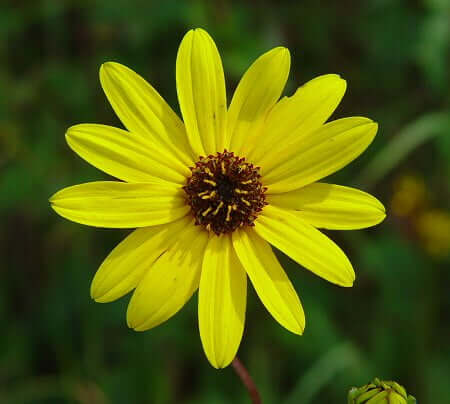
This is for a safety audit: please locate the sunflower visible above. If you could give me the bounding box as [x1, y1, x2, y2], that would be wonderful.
[50, 28, 385, 368]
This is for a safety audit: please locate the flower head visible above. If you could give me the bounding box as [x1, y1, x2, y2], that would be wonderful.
[348, 378, 416, 404]
[50, 28, 385, 368]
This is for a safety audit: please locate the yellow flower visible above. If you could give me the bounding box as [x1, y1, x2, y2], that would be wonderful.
[390, 174, 426, 217]
[416, 209, 450, 257]
[49, 29, 385, 368]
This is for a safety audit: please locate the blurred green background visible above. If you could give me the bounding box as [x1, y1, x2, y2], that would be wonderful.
[1, 0, 449, 403]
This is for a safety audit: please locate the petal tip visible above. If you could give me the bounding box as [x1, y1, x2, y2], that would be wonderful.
[375, 211, 387, 226]
[126, 311, 136, 329]
[366, 122, 379, 141]
[133, 324, 150, 332]
[288, 318, 305, 335]
[373, 196, 387, 214]
[181, 29, 195, 42]
[327, 73, 346, 84]
[209, 361, 221, 370]
[48, 190, 62, 205]
[126, 304, 149, 331]
[279, 46, 290, 59]
[368, 121, 378, 132]
[90, 276, 112, 303]
[342, 276, 355, 287]
[193, 27, 208, 35]
[337, 259, 356, 288]
[291, 309, 306, 335]
[64, 126, 76, 143]
[100, 61, 117, 70]
[99, 61, 121, 81]
[99, 62, 111, 75]
[275, 46, 288, 52]
[90, 285, 107, 303]
[189, 28, 217, 49]
[338, 76, 347, 91]
[267, 46, 290, 62]
[91, 294, 109, 303]
[207, 356, 232, 369]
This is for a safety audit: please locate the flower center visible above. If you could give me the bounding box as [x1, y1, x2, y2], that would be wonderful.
[183, 150, 267, 235]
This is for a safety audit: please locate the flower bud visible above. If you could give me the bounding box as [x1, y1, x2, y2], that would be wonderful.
[348, 378, 416, 404]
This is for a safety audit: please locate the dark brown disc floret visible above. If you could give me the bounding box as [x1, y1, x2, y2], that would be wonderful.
[183, 150, 267, 235]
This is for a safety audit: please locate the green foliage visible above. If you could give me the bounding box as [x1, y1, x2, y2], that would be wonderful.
[1, 0, 449, 403]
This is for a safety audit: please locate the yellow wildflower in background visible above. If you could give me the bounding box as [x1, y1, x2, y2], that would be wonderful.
[50, 28, 385, 368]
[390, 173, 449, 258]
[416, 210, 450, 257]
[390, 174, 426, 217]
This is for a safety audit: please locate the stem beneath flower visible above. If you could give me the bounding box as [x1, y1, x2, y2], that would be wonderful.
[232, 357, 262, 404]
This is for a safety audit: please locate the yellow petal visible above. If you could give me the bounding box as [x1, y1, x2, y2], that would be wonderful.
[99, 62, 194, 166]
[228, 47, 290, 156]
[91, 217, 190, 302]
[267, 183, 386, 230]
[66, 124, 190, 184]
[250, 74, 346, 165]
[199, 234, 247, 369]
[263, 117, 378, 194]
[126, 223, 208, 331]
[49, 181, 189, 228]
[232, 228, 305, 335]
[176, 29, 227, 156]
[255, 205, 354, 286]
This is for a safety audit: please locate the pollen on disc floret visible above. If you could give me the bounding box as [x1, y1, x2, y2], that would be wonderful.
[183, 150, 268, 235]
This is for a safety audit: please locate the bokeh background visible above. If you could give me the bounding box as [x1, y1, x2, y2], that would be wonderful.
[1, 1, 450, 403]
